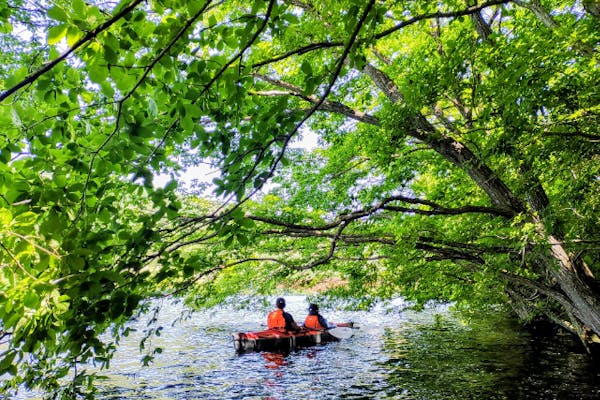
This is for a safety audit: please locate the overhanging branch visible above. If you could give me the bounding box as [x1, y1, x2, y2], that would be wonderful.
[250, 194, 511, 233]
[0, 0, 145, 102]
[252, 74, 379, 125]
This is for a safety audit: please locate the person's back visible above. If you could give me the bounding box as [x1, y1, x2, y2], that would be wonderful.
[303, 304, 332, 330]
[267, 307, 287, 330]
[267, 297, 300, 332]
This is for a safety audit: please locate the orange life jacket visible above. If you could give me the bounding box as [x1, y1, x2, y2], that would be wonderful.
[267, 309, 286, 330]
[304, 314, 325, 330]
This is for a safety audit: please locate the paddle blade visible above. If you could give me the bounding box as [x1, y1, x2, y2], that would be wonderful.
[328, 326, 354, 340]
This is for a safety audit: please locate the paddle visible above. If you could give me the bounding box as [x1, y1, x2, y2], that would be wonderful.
[327, 326, 354, 340]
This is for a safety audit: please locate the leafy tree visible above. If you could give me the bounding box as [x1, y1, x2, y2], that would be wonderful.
[0, 0, 599, 397]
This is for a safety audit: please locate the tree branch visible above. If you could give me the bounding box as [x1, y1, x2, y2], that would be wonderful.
[251, 74, 380, 126]
[499, 270, 575, 313]
[295, 221, 350, 270]
[363, 62, 525, 215]
[415, 240, 487, 264]
[373, 0, 511, 41]
[260, 229, 396, 245]
[251, 1, 511, 69]
[250, 193, 511, 235]
[382, 203, 511, 217]
[0, 0, 145, 103]
[228, 0, 378, 217]
[75, 0, 214, 223]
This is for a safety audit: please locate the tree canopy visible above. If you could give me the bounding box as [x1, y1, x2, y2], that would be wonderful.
[1, 0, 599, 397]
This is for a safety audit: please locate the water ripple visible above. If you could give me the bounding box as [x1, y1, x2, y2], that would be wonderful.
[10, 297, 600, 399]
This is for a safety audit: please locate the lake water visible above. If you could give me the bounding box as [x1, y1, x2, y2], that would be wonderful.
[12, 296, 600, 399]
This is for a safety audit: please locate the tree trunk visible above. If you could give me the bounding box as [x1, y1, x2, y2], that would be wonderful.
[470, 11, 492, 40]
[513, 0, 559, 29]
[522, 164, 600, 346]
[417, 129, 524, 215]
[583, 1, 600, 17]
[363, 62, 600, 350]
[363, 63, 524, 216]
[544, 237, 600, 334]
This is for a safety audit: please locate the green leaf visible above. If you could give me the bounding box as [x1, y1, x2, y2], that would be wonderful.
[0, 22, 12, 34]
[184, 103, 202, 118]
[23, 291, 41, 309]
[0, 351, 17, 375]
[301, 60, 313, 75]
[239, 218, 255, 229]
[6, 66, 28, 87]
[72, 0, 86, 16]
[181, 115, 194, 131]
[11, 211, 37, 227]
[48, 6, 69, 22]
[66, 26, 83, 47]
[236, 233, 248, 246]
[88, 65, 108, 83]
[104, 44, 119, 64]
[10, 106, 23, 128]
[4, 308, 22, 329]
[0, 208, 12, 225]
[47, 24, 68, 45]
[148, 98, 158, 117]
[54, 173, 68, 188]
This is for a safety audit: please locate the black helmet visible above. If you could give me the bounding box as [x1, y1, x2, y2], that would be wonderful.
[276, 297, 286, 309]
[308, 303, 319, 312]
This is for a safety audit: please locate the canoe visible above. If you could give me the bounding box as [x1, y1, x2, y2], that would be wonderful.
[233, 322, 354, 353]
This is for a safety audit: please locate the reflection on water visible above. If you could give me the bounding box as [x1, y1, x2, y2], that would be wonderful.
[12, 297, 600, 399]
[379, 316, 600, 399]
[262, 352, 290, 370]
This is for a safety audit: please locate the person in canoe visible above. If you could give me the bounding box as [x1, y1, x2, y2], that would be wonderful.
[304, 303, 336, 330]
[267, 297, 301, 332]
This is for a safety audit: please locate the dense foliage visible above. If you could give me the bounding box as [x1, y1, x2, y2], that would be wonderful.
[0, 0, 599, 397]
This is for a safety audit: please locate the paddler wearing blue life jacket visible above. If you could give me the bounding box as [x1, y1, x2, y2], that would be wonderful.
[304, 303, 336, 330]
[267, 297, 301, 332]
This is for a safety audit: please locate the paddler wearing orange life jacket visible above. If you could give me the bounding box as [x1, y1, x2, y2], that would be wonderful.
[304, 303, 336, 330]
[267, 297, 301, 332]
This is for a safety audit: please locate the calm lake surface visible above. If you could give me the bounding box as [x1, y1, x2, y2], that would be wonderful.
[15, 296, 600, 399]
